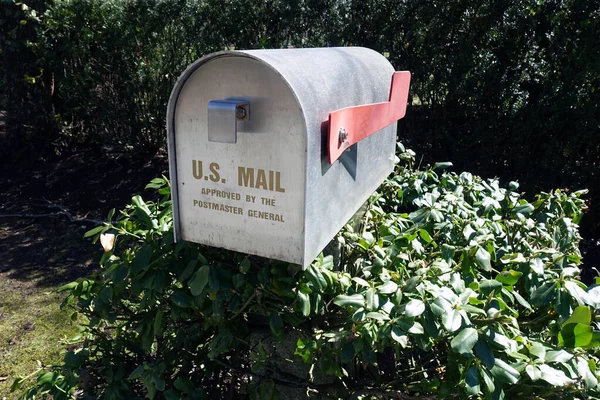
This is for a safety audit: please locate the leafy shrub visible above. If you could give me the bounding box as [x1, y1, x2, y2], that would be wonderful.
[13, 145, 599, 399]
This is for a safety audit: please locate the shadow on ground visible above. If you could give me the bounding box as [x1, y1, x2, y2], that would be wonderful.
[0, 152, 168, 287]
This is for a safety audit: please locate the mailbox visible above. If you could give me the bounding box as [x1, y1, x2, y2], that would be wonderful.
[167, 47, 410, 268]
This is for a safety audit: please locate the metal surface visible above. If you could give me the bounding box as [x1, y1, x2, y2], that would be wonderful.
[167, 47, 399, 268]
[208, 99, 249, 143]
[328, 71, 411, 163]
[338, 127, 348, 143]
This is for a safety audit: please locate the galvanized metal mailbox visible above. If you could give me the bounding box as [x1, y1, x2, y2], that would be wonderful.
[167, 47, 410, 268]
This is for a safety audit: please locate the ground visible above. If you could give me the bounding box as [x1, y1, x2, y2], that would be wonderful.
[0, 152, 167, 399]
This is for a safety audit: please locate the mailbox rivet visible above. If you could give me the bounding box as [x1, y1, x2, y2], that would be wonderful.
[235, 105, 247, 120]
[339, 127, 348, 143]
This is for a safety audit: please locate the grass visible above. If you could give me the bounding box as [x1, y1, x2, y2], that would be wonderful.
[0, 276, 80, 399]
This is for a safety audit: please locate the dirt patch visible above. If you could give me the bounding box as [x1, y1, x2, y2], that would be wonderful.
[0, 151, 168, 287]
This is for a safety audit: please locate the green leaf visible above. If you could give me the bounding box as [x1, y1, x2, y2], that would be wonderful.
[431, 209, 444, 222]
[476, 338, 495, 368]
[391, 327, 409, 348]
[352, 277, 370, 287]
[396, 318, 425, 334]
[442, 308, 462, 332]
[441, 244, 455, 264]
[526, 364, 541, 381]
[84, 225, 106, 238]
[189, 265, 210, 296]
[530, 258, 544, 275]
[240, 259, 251, 273]
[411, 238, 425, 254]
[295, 338, 317, 363]
[475, 247, 492, 271]
[585, 331, 600, 349]
[171, 290, 193, 308]
[145, 177, 166, 189]
[577, 358, 598, 388]
[531, 282, 557, 306]
[481, 367, 495, 394]
[153, 310, 164, 335]
[179, 260, 197, 281]
[512, 203, 534, 216]
[480, 279, 502, 295]
[377, 280, 398, 294]
[297, 291, 311, 317]
[496, 270, 522, 286]
[36, 371, 55, 385]
[10, 377, 24, 392]
[512, 290, 532, 310]
[562, 306, 591, 327]
[321, 255, 334, 270]
[164, 390, 180, 400]
[528, 343, 546, 360]
[306, 265, 327, 290]
[485, 328, 513, 351]
[434, 161, 453, 170]
[132, 195, 157, 229]
[129, 364, 145, 380]
[538, 364, 573, 386]
[334, 294, 365, 308]
[366, 311, 389, 321]
[490, 359, 520, 384]
[545, 350, 573, 363]
[58, 281, 78, 292]
[431, 296, 452, 316]
[133, 244, 153, 275]
[465, 365, 481, 395]
[419, 229, 433, 243]
[269, 312, 284, 336]
[340, 342, 355, 364]
[404, 299, 425, 317]
[564, 280, 587, 305]
[462, 304, 486, 315]
[451, 327, 478, 355]
[559, 322, 593, 348]
[365, 288, 378, 310]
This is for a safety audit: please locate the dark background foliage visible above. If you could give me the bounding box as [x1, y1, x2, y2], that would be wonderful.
[1, 0, 598, 263]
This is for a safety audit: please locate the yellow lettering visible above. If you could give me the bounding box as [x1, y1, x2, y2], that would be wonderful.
[247, 209, 285, 223]
[192, 160, 203, 180]
[275, 171, 285, 193]
[255, 169, 267, 190]
[238, 167, 254, 188]
[209, 162, 220, 182]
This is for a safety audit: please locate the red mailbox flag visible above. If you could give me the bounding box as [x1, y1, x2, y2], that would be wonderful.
[328, 71, 411, 164]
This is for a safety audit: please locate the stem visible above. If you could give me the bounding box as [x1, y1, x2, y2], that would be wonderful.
[228, 292, 257, 321]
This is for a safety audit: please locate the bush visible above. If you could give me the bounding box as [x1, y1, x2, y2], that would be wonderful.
[13, 145, 599, 399]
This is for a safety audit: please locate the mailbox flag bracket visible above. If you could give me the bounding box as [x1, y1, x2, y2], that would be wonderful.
[328, 71, 411, 164]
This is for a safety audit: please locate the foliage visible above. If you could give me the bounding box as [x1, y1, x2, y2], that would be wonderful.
[0, 0, 59, 159]
[0, 0, 343, 155]
[1, 0, 598, 243]
[13, 145, 600, 399]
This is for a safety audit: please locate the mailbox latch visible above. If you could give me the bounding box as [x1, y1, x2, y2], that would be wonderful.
[208, 98, 250, 144]
[328, 71, 411, 163]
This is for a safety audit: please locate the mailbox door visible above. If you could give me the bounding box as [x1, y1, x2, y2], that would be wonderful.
[169, 55, 306, 263]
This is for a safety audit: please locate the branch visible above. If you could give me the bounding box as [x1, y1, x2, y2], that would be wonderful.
[348, 388, 411, 400]
[0, 199, 104, 225]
